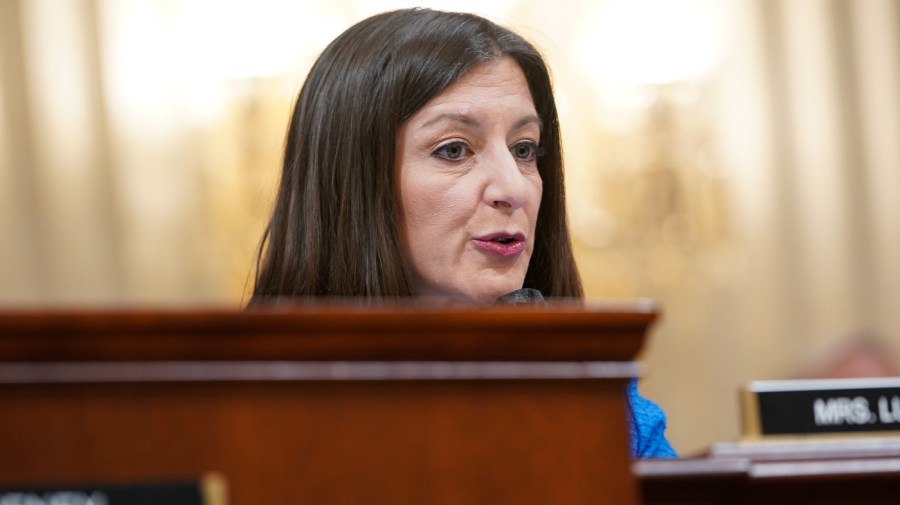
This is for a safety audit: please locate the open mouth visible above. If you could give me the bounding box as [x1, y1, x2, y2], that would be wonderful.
[478, 232, 525, 243]
[473, 233, 526, 258]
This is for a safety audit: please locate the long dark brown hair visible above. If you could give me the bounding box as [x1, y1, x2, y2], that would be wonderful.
[250, 8, 582, 304]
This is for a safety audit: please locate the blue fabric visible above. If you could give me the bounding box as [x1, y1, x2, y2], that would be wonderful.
[626, 379, 677, 459]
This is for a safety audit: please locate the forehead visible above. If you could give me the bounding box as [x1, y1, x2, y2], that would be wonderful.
[409, 57, 537, 122]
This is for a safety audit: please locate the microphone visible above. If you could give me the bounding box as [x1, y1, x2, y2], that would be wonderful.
[495, 288, 545, 304]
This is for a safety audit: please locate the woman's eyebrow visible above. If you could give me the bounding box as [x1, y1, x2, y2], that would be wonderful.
[420, 113, 480, 130]
[419, 113, 543, 131]
[513, 114, 543, 132]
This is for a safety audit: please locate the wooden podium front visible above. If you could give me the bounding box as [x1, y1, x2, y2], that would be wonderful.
[0, 303, 653, 505]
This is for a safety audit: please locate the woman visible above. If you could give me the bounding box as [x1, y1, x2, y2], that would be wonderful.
[250, 8, 675, 458]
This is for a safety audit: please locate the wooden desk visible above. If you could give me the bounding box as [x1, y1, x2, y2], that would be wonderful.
[0, 303, 653, 505]
[636, 438, 900, 504]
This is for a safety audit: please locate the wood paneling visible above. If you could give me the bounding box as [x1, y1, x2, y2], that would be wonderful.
[0, 304, 648, 505]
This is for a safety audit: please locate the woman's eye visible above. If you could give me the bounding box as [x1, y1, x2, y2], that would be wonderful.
[511, 141, 543, 162]
[432, 141, 471, 161]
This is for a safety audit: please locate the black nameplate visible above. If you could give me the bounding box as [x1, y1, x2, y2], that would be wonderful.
[0, 481, 205, 505]
[743, 378, 900, 437]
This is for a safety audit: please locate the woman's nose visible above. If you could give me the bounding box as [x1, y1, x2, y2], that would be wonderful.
[482, 146, 532, 211]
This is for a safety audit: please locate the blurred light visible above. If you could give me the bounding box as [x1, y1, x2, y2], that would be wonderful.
[355, 0, 515, 18]
[99, 0, 182, 138]
[171, 0, 329, 123]
[582, 0, 723, 85]
[176, 0, 311, 80]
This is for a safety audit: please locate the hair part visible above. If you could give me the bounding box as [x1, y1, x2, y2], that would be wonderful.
[250, 8, 582, 304]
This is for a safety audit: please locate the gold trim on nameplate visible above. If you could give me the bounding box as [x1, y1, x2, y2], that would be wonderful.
[201, 473, 229, 505]
[741, 385, 762, 439]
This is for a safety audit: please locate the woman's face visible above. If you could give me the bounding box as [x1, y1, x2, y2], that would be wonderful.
[396, 56, 543, 304]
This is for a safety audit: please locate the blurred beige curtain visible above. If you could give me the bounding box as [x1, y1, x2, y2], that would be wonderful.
[0, 0, 288, 306]
[634, 0, 900, 453]
[0, 0, 119, 304]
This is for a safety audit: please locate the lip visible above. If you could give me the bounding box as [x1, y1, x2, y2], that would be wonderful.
[472, 232, 527, 258]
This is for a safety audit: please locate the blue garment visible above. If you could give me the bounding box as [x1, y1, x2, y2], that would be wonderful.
[626, 379, 677, 459]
